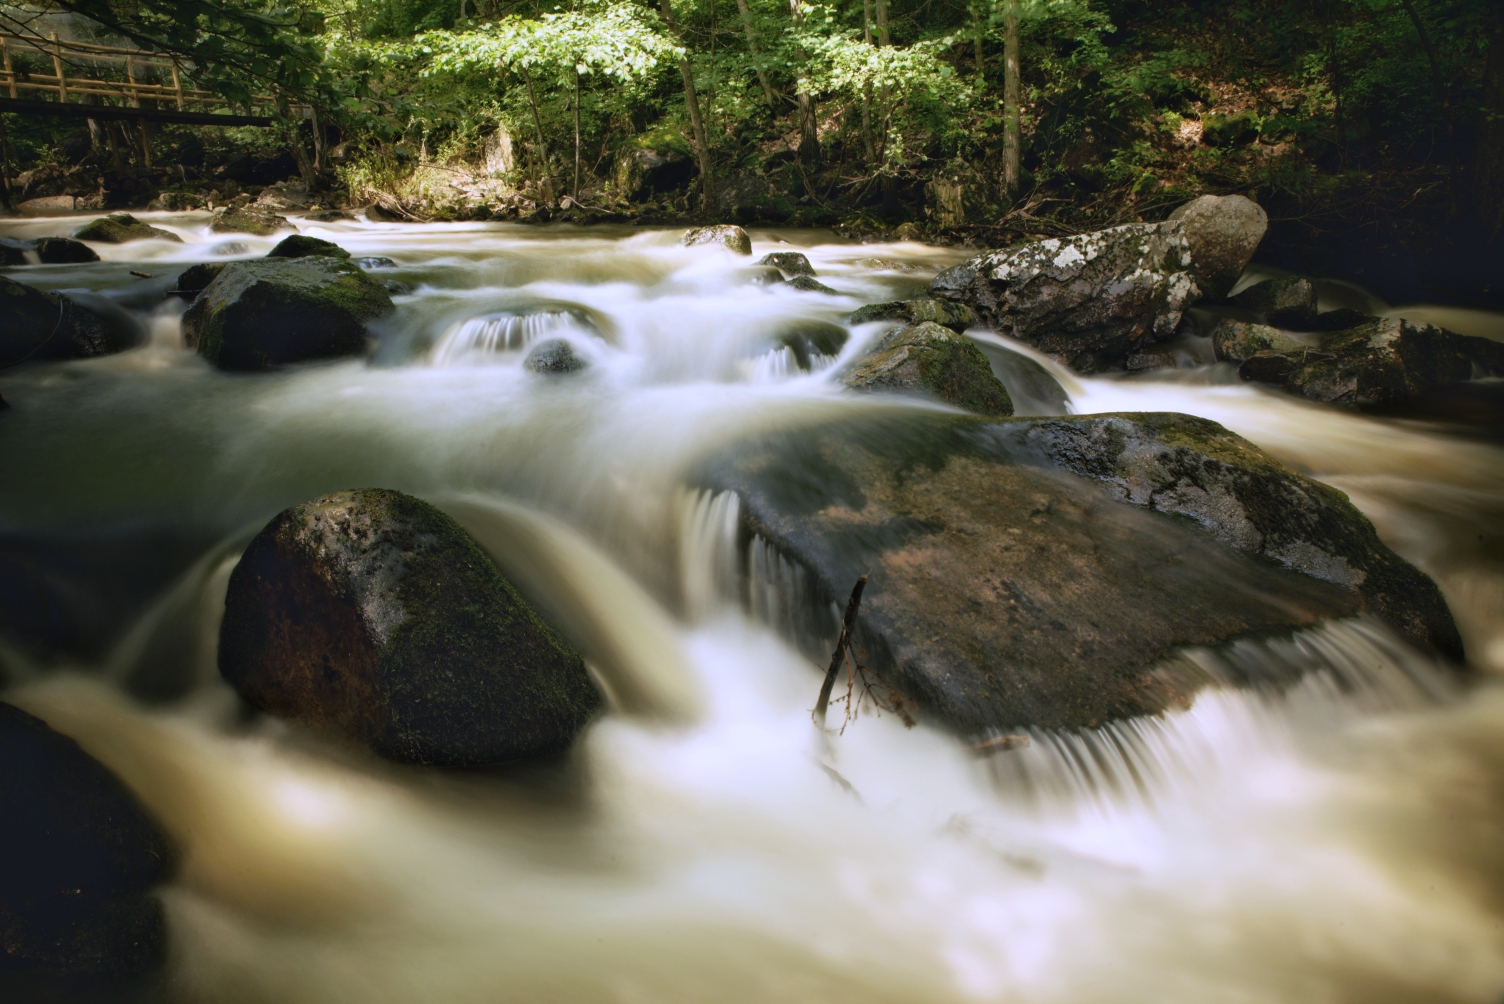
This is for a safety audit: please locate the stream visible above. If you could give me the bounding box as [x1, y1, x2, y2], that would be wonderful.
[2, 215, 1503, 1004]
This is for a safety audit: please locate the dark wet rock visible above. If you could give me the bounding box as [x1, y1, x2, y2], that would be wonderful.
[0, 276, 141, 364]
[1232, 275, 1318, 328]
[843, 321, 1013, 417]
[208, 206, 293, 236]
[73, 213, 182, 244]
[524, 338, 587, 374]
[1167, 194, 1268, 299]
[380, 279, 411, 296]
[972, 342, 1071, 417]
[305, 209, 356, 222]
[0, 237, 30, 266]
[364, 204, 404, 223]
[758, 251, 816, 277]
[850, 298, 976, 333]
[266, 234, 350, 260]
[682, 224, 752, 255]
[1125, 348, 1181, 372]
[182, 257, 394, 371]
[775, 320, 848, 370]
[1309, 307, 1377, 331]
[614, 129, 694, 199]
[0, 701, 175, 989]
[170, 262, 228, 300]
[928, 223, 1199, 373]
[1200, 111, 1259, 149]
[219, 489, 603, 764]
[787, 274, 839, 295]
[1210, 319, 1312, 362]
[0, 236, 101, 264]
[0, 391, 7, 410]
[692, 412, 1459, 733]
[354, 256, 398, 269]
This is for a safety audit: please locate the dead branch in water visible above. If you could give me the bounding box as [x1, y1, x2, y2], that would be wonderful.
[814, 575, 866, 729]
[813, 575, 920, 733]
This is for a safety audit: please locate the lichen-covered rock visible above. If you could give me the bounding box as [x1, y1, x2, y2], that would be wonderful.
[524, 338, 587, 374]
[1166, 194, 1268, 299]
[208, 206, 293, 236]
[0, 236, 101, 264]
[757, 251, 815, 277]
[73, 213, 182, 244]
[682, 224, 752, 255]
[1232, 275, 1318, 328]
[0, 702, 175, 989]
[266, 234, 351, 260]
[182, 257, 394, 371]
[218, 489, 603, 764]
[786, 274, 839, 295]
[843, 321, 1013, 416]
[1013, 412, 1462, 659]
[928, 223, 1200, 373]
[0, 276, 140, 364]
[850, 298, 976, 332]
[692, 412, 1438, 733]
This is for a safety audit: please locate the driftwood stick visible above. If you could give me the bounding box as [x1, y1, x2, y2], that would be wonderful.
[814, 575, 867, 728]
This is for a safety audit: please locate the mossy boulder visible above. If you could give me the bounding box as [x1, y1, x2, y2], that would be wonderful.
[218, 489, 603, 764]
[850, 298, 976, 333]
[0, 276, 140, 364]
[73, 213, 182, 244]
[614, 128, 694, 199]
[842, 321, 1013, 417]
[682, 224, 752, 255]
[1200, 111, 1259, 148]
[692, 411, 1459, 734]
[0, 702, 175, 991]
[181, 257, 394, 371]
[266, 234, 351, 260]
[1232, 275, 1318, 328]
[786, 275, 839, 295]
[0, 236, 100, 264]
[208, 206, 293, 236]
[1167, 194, 1268, 299]
[757, 251, 816, 277]
[170, 262, 228, 299]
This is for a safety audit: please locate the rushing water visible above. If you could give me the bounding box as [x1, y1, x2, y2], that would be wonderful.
[2, 215, 1503, 1004]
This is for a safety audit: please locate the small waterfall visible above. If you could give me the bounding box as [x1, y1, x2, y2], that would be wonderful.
[676, 488, 742, 621]
[430, 309, 590, 365]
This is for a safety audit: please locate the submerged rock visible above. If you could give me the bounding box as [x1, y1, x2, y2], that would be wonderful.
[1166, 194, 1268, 299]
[843, 321, 1013, 417]
[209, 206, 293, 236]
[73, 213, 182, 244]
[776, 319, 848, 370]
[524, 338, 587, 374]
[693, 412, 1460, 734]
[0, 275, 140, 364]
[1232, 275, 1318, 328]
[354, 256, 398, 269]
[786, 274, 839, 295]
[682, 224, 752, 255]
[0, 236, 101, 264]
[182, 257, 394, 370]
[0, 702, 175, 989]
[928, 222, 1200, 373]
[757, 251, 816, 276]
[266, 234, 351, 260]
[850, 298, 976, 333]
[218, 489, 602, 764]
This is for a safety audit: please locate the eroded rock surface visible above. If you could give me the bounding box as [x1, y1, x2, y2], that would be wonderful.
[850, 298, 976, 332]
[843, 321, 1013, 416]
[1167, 194, 1268, 298]
[682, 224, 752, 255]
[219, 489, 602, 764]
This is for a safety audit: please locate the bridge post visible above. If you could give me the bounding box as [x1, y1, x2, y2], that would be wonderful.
[2, 40, 13, 99]
[49, 32, 65, 102]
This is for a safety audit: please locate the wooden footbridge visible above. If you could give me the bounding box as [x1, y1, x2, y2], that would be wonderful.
[0, 30, 281, 127]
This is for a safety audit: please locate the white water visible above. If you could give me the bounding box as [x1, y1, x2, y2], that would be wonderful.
[2, 214, 1503, 1003]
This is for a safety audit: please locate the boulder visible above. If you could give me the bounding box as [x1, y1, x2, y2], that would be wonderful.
[1232, 275, 1318, 328]
[73, 213, 182, 244]
[786, 275, 839, 295]
[1210, 319, 1312, 362]
[305, 209, 357, 222]
[0, 236, 100, 265]
[146, 191, 207, 211]
[0, 702, 175, 989]
[691, 411, 1460, 733]
[0, 276, 140, 364]
[758, 251, 815, 277]
[17, 195, 82, 217]
[775, 320, 848, 370]
[354, 256, 398, 269]
[929, 223, 1199, 372]
[842, 321, 1013, 417]
[208, 206, 293, 236]
[209, 241, 251, 257]
[850, 298, 976, 333]
[1200, 112, 1259, 148]
[524, 338, 587, 374]
[614, 128, 694, 199]
[1166, 194, 1268, 299]
[682, 224, 752, 256]
[181, 257, 394, 371]
[266, 234, 350, 260]
[170, 262, 228, 299]
[218, 489, 603, 764]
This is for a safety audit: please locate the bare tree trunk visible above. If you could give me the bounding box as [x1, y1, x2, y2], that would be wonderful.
[573, 66, 582, 199]
[860, 0, 875, 164]
[790, 0, 820, 166]
[1398, 0, 1456, 199]
[523, 71, 554, 204]
[970, 2, 984, 80]
[1002, 0, 1020, 196]
[1474, 16, 1504, 242]
[659, 0, 716, 210]
[876, 0, 894, 209]
[735, 0, 778, 110]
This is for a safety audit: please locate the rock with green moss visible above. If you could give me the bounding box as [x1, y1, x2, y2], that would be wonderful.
[73, 213, 182, 244]
[170, 262, 229, 300]
[843, 321, 1013, 416]
[182, 257, 394, 370]
[1232, 275, 1318, 328]
[757, 251, 816, 277]
[0, 702, 176, 993]
[850, 298, 976, 332]
[692, 410, 1460, 734]
[786, 274, 839, 295]
[614, 128, 694, 199]
[266, 234, 351, 259]
[219, 489, 603, 765]
[1210, 318, 1313, 361]
[682, 224, 752, 255]
[0, 275, 140, 364]
[208, 206, 293, 236]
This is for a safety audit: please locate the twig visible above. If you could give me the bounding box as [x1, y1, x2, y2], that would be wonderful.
[814, 575, 866, 728]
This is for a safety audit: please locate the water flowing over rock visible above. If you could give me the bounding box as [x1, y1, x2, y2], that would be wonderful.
[786, 275, 839, 295]
[0, 236, 100, 264]
[524, 338, 588, 373]
[1166, 194, 1268, 299]
[682, 225, 752, 255]
[1231, 275, 1318, 328]
[218, 489, 603, 765]
[209, 206, 293, 236]
[182, 257, 394, 371]
[928, 223, 1200, 373]
[0, 701, 175, 991]
[775, 319, 847, 369]
[849, 297, 976, 332]
[0, 276, 141, 364]
[266, 234, 351, 260]
[73, 213, 182, 245]
[693, 412, 1460, 734]
[842, 321, 1013, 416]
[171, 262, 229, 299]
[305, 209, 357, 222]
[757, 252, 816, 277]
